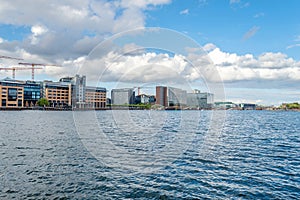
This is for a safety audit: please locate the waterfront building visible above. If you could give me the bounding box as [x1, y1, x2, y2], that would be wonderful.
[0, 78, 24, 108]
[44, 75, 106, 109]
[23, 81, 42, 107]
[135, 94, 156, 104]
[239, 103, 256, 110]
[187, 91, 214, 109]
[0, 78, 42, 108]
[71, 75, 86, 109]
[0, 75, 106, 109]
[156, 86, 189, 107]
[156, 86, 168, 107]
[214, 102, 237, 109]
[85, 86, 106, 109]
[43, 81, 72, 107]
[168, 87, 187, 107]
[111, 88, 135, 105]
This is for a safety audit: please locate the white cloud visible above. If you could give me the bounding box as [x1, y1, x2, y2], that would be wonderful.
[254, 12, 264, 18]
[243, 26, 260, 40]
[206, 45, 300, 82]
[180, 9, 189, 15]
[0, 0, 171, 61]
[30, 24, 48, 45]
[230, 0, 240, 4]
[295, 35, 300, 42]
[0, 37, 4, 43]
[286, 44, 300, 49]
[203, 43, 217, 52]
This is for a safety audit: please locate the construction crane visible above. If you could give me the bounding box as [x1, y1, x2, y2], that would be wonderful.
[133, 86, 153, 95]
[18, 62, 57, 81]
[0, 55, 23, 60]
[0, 66, 42, 79]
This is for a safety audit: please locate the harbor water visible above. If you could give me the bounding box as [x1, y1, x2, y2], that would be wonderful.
[0, 110, 299, 199]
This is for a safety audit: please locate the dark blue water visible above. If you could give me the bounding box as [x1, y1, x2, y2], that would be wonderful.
[0, 110, 299, 199]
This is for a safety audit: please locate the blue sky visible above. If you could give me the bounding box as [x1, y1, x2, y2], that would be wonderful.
[146, 0, 300, 59]
[0, 0, 299, 105]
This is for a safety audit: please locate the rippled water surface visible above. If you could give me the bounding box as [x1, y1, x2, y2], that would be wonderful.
[0, 110, 299, 199]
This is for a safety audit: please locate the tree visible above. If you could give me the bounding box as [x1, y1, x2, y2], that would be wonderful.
[37, 98, 50, 107]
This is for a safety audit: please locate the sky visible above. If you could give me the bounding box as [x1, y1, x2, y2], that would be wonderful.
[0, 0, 300, 105]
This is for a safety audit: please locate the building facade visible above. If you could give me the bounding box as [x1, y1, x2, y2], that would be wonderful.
[186, 91, 214, 109]
[23, 81, 41, 107]
[168, 87, 187, 107]
[44, 75, 106, 109]
[111, 88, 135, 105]
[0, 75, 106, 109]
[85, 86, 106, 109]
[156, 86, 168, 107]
[135, 94, 156, 104]
[43, 81, 72, 107]
[0, 79, 24, 108]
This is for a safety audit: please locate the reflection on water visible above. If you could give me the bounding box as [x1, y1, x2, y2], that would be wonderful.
[0, 110, 299, 199]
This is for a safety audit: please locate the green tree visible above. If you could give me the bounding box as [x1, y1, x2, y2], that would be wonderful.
[37, 98, 50, 107]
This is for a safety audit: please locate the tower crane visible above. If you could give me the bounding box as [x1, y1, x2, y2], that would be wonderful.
[18, 62, 58, 81]
[0, 67, 43, 79]
[133, 86, 154, 95]
[0, 55, 23, 60]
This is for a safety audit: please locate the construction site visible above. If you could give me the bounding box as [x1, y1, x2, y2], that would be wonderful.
[0, 55, 107, 110]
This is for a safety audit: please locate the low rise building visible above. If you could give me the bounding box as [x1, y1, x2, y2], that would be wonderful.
[135, 94, 156, 104]
[85, 86, 106, 109]
[0, 75, 106, 109]
[111, 88, 135, 105]
[168, 87, 187, 107]
[0, 78, 41, 108]
[43, 81, 72, 107]
[186, 91, 214, 109]
[0, 78, 24, 108]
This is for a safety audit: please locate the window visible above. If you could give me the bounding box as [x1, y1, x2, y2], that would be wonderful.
[8, 88, 17, 101]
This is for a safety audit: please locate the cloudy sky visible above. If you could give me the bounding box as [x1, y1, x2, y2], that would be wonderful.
[0, 0, 299, 105]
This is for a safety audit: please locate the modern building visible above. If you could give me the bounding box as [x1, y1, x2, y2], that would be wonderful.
[111, 88, 135, 105]
[45, 75, 106, 109]
[0, 78, 42, 108]
[23, 81, 42, 107]
[70, 75, 86, 109]
[214, 102, 237, 109]
[156, 86, 187, 107]
[156, 86, 168, 107]
[239, 103, 256, 110]
[0, 75, 106, 109]
[168, 87, 187, 107]
[0, 78, 24, 108]
[135, 94, 156, 104]
[43, 81, 72, 107]
[85, 86, 106, 108]
[187, 91, 214, 109]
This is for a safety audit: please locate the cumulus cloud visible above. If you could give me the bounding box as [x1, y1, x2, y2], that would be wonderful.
[243, 26, 260, 40]
[206, 44, 300, 82]
[30, 24, 48, 45]
[0, 0, 171, 62]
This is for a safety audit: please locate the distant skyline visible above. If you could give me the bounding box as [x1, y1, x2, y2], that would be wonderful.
[0, 0, 299, 105]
